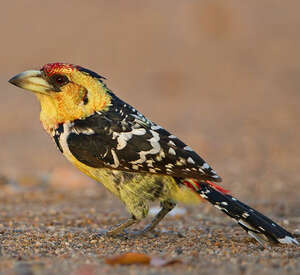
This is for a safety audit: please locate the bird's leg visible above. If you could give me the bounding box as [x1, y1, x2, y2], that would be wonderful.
[142, 200, 176, 233]
[99, 201, 176, 238]
[104, 216, 138, 236]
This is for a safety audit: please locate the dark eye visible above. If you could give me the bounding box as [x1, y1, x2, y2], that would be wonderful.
[49, 74, 69, 87]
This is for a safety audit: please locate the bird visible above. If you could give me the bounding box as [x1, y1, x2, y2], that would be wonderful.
[9, 62, 298, 246]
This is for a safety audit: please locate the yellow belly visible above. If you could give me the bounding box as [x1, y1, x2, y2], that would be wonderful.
[63, 149, 200, 219]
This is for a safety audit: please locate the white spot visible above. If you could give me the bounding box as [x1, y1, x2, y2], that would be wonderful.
[72, 128, 95, 135]
[221, 202, 228, 206]
[168, 140, 176, 146]
[113, 128, 146, 151]
[169, 135, 177, 139]
[271, 223, 276, 227]
[156, 149, 165, 161]
[231, 197, 237, 201]
[176, 160, 184, 166]
[187, 157, 195, 164]
[242, 212, 250, 218]
[110, 149, 120, 168]
[116, 132, 133, 150]
[58, 122, 74, 156]
[214, 205, 222, 210]
[258, 226, 265, 231]
[202, 163, 210, 169]
[146, 159, 154, 167]
[278, 236, 299, 245]
[200, 193, 208, 199]
[151, 125, 162, 130]
[112, 132, 118, 139]
[183, 146, 193, 151]
[180, 158, 186, 164]
[132, 128, 146, 135]
[102, 148, 109, 158]
[131, 130, 161, 164]
[168, 148, 176, 155]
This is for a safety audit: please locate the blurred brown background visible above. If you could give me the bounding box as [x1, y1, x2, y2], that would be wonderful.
[0, 1, 300, 274]
[1, 0, 299, 201]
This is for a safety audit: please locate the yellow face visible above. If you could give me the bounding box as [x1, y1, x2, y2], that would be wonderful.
[9, 63, 111, 132]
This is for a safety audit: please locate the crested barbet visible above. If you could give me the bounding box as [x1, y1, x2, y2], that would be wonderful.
[9, 63, 298, 246]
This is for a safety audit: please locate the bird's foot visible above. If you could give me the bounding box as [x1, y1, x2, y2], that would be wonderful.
[93, 217, 138, 238]
[92, 223, 184, 239]
[123, 227, 185, 239]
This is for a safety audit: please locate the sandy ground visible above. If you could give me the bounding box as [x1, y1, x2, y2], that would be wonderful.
[1, 1, 300, 274]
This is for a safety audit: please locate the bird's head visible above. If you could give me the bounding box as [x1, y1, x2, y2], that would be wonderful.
[9, 63, 112, 132]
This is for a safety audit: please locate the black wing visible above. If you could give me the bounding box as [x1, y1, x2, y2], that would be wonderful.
[66, 97, 221, 182]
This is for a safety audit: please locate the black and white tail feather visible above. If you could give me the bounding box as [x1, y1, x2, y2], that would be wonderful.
[197, 182, 298, 246]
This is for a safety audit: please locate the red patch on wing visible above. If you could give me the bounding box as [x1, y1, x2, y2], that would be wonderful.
[183, 179, 229, 194]
[182, 180, 193, 189]
[42, 63, 79, 76]
[206, 180, 229, 194]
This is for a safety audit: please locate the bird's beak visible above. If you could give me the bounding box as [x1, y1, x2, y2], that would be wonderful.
[8, 70, 53, 95]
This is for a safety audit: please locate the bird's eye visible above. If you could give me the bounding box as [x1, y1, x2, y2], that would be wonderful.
[49, 74, 69, 87]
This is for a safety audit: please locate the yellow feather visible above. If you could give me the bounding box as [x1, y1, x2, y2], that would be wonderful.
[36, 70, 111, 132]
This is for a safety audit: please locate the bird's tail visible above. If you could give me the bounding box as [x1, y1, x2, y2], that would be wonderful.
[183, 179, 298, 246]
